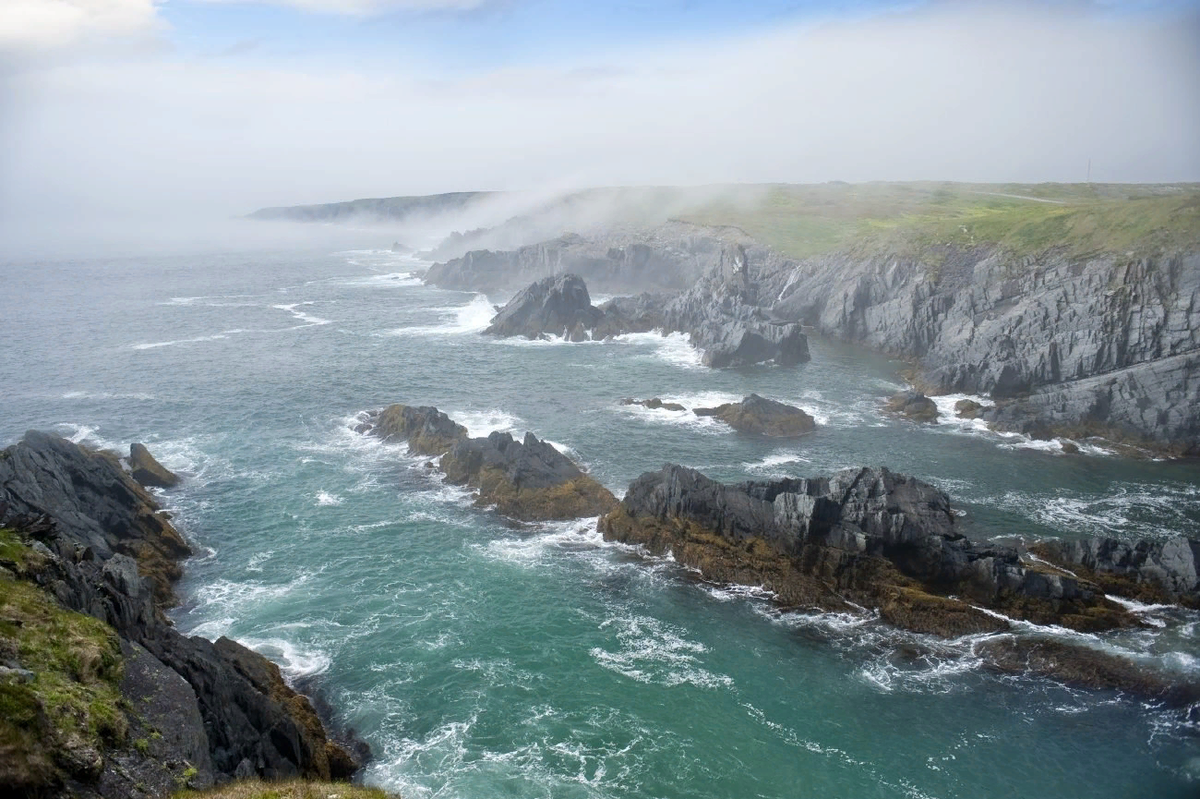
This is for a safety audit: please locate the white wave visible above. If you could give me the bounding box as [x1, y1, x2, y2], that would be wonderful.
[246, 551, 272, 573]
[452, 408, 523, 438]
[60, 390, 156, 401]
[612, 391, 743, 434]
[339, 271, 423, 288]
[996, 483, 1200, 539]
[543, 439, 577, 457]
[478, 517, 603, 567]
[382, 293, 495, 337]
[613, 331, 704, 369]
[241, 636, 332, 680]
[132, 328, 247, 349]
[316, 491, 343, 506]
[794, 389, 886, 429]
[589, 613, 733, 689]
[743, 451, 811, 472]
[159, 294, 258, 307]
[926, 393, 1116, 456]
[54, 423, 121, 452]
[272, 302, 332, 326]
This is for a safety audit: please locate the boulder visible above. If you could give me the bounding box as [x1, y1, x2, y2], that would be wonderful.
[887, 390, 940, 423]
[599, 464, 1132, 636]
[484, 273, 604, 340]
[361, 404, 468, 456]
[441, 431, 617, 521]
[128, 442, 181, 489]
[693, 394, 816, 437]
[954, 399, 984, 419]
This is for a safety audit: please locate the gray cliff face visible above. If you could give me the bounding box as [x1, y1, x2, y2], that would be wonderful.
[767, 247, 1200, 452]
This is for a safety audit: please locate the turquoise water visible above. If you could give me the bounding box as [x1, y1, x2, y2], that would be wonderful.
[3, 245, 1200, 798]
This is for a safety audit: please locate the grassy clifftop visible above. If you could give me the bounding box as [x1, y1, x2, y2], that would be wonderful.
[680, 182, 1200, 260]
[0, 529, 127, 794]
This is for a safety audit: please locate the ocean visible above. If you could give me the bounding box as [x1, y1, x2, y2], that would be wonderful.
[3, 243, 1198, 798]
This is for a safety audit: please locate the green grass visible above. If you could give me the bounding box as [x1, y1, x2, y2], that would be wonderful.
[1, 528, 127, 791]
[679, 182, 1200, 260]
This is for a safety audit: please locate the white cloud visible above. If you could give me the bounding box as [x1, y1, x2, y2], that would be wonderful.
[0, 0, 159, 51]
[0, 2, 1197, 255]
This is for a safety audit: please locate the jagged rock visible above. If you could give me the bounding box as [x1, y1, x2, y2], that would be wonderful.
[484, 273, 604, 340]
[0, 432, 363, 793]
[887, 391, 940, 423]
[621, 398, 686, 412]
[599, 464, 1131, 636]
[693, 394, 816, 437]
[0, 432, 190, 606]
[361, 405, 468, 456]
[128, 442, 180, 489]
[1060, 441, 1080, 454]
[954, 399, 984, 419]
[1030, 536, 1200, 608]
[441, 431, 617, 521]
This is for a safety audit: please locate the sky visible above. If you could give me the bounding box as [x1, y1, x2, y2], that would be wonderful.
[0, 0, 1198, 250]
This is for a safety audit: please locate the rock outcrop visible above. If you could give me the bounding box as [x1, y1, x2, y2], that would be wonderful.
[1030, 536, 1200, 608]
[693, 394, 816, 437]
[599, 464, 1133, 636]
[886, 391, 940, 423]
[0, 432, 362, 798]
[357, 404, 468, 456]
[128, 443, 180, 489]
[483, 274, 603, 340]
[441, 431, 617, 521]
[362, 405, 615, 521]
[954, 399, 985, 419]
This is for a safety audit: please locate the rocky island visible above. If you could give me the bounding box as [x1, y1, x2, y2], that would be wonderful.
[358, 404, 617, 520]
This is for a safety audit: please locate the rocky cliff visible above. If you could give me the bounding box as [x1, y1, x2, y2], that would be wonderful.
[766, 246, 1200, 453]
[0, 432, 362, 798]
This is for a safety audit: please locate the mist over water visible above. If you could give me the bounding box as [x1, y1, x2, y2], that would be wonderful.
[2, 243, 1198, 798]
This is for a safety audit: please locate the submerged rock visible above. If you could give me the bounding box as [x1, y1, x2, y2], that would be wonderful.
[693, 394, 816, 437]
[599, 464, 1132, 637]
[441, 431, 617, 521]
[887, 391, 940, 423]
[129, 442, 181, 489]
[484, 273, 604, 340]
[621, 398, 687, 412]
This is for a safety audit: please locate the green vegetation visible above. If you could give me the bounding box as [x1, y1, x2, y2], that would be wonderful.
[0, 528, 127, 792]
[680, 182, 1200, 260]
[174, 778, 396, 799]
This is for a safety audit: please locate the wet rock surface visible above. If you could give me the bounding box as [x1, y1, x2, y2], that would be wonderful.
[128, 443, 180, 489]
[886, 391, 940, 423]
[484, 273, 605, 340]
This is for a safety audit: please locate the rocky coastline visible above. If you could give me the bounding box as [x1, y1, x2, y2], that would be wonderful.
[0, 432, 365, 799]
[598, 462, 1200, 701]
[426, 221, 1199, 454]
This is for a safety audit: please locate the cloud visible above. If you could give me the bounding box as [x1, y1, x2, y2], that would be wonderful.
[0, 1, 1197, 255]
[0, 0, 160, 51]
